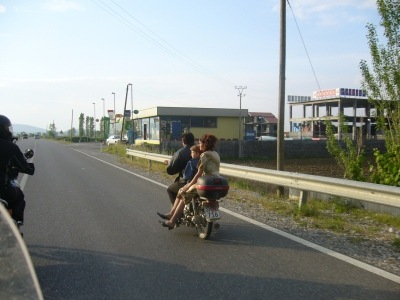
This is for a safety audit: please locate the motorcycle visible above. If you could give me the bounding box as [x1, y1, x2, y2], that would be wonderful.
[176, 176, 229, 240]
[0, 149, 35, 235]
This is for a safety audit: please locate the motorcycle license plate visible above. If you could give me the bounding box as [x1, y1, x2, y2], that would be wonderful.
[204, 206, 220, 221]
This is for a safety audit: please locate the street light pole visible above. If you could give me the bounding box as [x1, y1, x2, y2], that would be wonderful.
[101, 98, 105, 118]
[92, 102, 96, 141]
[112, 92, 116, 134]
[101, 98, 105, 141]
[235, 86, 247, 158]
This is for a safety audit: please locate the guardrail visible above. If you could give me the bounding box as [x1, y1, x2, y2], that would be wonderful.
[126, 149, 400, 215]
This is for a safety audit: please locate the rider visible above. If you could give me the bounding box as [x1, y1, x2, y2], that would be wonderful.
[0, 115, 35, 225]
[165, 132, 195, 205]
[159, 133, 220, 229]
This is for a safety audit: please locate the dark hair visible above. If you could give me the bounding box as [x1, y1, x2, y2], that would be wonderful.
[0, 115, 12, 141]
[199, 133, 218, 151]
[182, 132, 194, 145]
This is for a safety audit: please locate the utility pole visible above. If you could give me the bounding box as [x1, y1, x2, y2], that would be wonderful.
[120, 84, 130, 143]
[129, 83, 133, 118]
[129, 83, 134, 144]
[277, 0, 286, 197]
[235, 86, 247, 158]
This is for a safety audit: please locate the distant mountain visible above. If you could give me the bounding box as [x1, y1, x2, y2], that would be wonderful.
[13, 124, 47, 134]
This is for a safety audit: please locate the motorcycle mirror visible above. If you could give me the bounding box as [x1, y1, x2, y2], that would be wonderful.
[24, 149, 34, 159]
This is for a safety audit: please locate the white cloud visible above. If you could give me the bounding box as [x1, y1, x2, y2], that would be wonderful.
[0, 5, 6, 13]
[42, 0, 82, 12]
[287, 0, 376, 25]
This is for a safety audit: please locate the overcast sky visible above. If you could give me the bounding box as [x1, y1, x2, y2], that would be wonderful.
[0, 0, 380, 131]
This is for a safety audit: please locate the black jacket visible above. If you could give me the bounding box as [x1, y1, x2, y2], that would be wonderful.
[166, 144, 194, 178]
[0, 138, 34, 194]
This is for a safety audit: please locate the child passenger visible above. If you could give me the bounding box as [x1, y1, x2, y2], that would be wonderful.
[157, 144, 201, 220]
[176, 145, 201, 198]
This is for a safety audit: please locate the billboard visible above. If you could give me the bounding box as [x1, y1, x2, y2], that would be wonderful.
[312, 88, 367, 100]
[312, 88, 340, 100]
[287, 95, 312, 103]
[338, 88, 367, 98]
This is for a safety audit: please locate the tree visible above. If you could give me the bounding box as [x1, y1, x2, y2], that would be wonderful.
[100, 117, 104, 139]
[48, 121, 57, 139]
[360, 0, 400, 186]
[85, 116, 90, 137]
[325, 115, 366, 181]
[67, 127, 76, 137]
[79, 113, 85, 141]
[89, 117, 94, 138]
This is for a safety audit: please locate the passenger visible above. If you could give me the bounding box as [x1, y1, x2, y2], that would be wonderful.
[158, 133, 220, 229]
[157, 144, 201, 221]
[165, 132, 195, 205]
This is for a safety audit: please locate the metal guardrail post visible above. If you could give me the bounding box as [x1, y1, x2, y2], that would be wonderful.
[299, 190, 308, 208]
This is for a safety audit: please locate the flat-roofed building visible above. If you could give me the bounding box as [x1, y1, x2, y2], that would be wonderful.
[130, 106, 249, 144]
[288, 88, 377, 139]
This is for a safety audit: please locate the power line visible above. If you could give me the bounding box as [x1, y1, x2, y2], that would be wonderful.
[92, 0, 184, 62]
[287, 0, 321, 91]
[92, 0, 233, 85]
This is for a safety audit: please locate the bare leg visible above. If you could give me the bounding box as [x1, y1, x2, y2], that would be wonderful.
[163, 196, 181, 219]
[165, 199, 185, 226]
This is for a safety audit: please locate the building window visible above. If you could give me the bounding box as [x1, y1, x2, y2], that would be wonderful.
[190, 117, 203, 127]
[135, 119, 142, 139]
[204, 117, 217, 128]
[190, 117, 217, 128]
[149, 117, 160, 140]
[160, 116, 190, 140]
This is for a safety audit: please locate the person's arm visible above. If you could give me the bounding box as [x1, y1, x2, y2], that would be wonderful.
[180, 168, 202, 193]
[9, 147, 34, 175]
[166, 151, 182, 175]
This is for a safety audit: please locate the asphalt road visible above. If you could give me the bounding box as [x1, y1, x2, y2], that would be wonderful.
[15, 139, 400, 299]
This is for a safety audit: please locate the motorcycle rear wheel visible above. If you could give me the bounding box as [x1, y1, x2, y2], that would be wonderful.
[196, 209, 213, 239]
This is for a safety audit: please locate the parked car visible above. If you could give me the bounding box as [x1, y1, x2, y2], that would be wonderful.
[106, 134, 128, 145]
[257, 136, 277, 141]
[257, 136, 293, 141]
